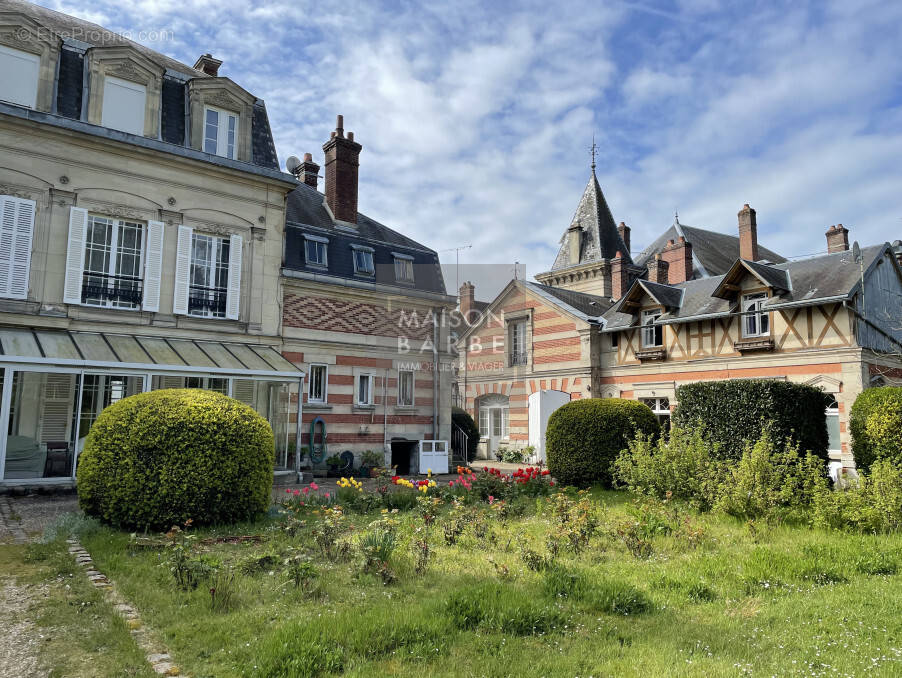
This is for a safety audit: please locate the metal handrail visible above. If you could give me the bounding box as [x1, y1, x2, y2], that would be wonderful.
[81, 272, 143, 305]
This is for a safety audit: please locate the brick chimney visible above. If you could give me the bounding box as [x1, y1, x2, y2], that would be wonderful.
[738, 203, 759, 262]
[617, 222, 631, 254]
[611, 252, 629, 301]
[193, 53, 222, 77]
[662, 236, 694, 284]
[826, 224, 849, 253]
[322, 115, 362, 224]
[459, 281, 476, 322]
[567, 224, 582, 263]
[299, 152, 320, 189]
[647, 254, 670, 284]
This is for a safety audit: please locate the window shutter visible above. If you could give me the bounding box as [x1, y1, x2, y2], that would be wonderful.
[233, 379, 256, 407]
[63, 207, 88, 305]
[226, 233, 242, 320]
[100, 76, 147, 135]
[0, 45, 40, 108]
[172, 225, 192, 315]
[40, 373, 76, 442]
[0, 196, 36, 299]
[142, 220, 165, 312]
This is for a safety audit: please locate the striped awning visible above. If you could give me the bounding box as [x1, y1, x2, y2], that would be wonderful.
[0, 328, 303, 379]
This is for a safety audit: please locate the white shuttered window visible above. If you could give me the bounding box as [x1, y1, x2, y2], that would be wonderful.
[0, 195, 36, 299]
[101, 76, 147, 135]
[0, 45, 40, 108]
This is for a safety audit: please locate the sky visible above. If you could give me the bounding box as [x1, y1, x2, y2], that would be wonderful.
[38, 0, 902, 300]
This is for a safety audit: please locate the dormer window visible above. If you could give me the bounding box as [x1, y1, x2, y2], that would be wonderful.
[204, 106, 238, 159]
[0, 44, 40, 108]
[304, 234, 328, 268]
[642, 309, 663, 348]
[742, 293, 769, 337]
[393, 253, 415, 283]
[351, 245, 374, 276]
[101, 76, 147, 135]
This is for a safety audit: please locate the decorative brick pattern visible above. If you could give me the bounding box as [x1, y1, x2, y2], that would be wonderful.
[284, 294, 432, 340]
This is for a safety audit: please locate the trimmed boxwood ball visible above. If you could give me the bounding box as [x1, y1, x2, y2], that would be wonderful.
[850, 386, 902, 472]
[452, 406, 480, 462]
[546, 398, 659, 488]
[77, 389, 274, 530]
[672, 379, 830, 463]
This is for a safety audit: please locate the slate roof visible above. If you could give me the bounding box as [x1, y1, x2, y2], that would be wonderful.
[633, 217, 786, 278]
[283, 182, 447, 296]
[603, 244, 887, 331]
[3, 0, 281, 171]
[523, 282, 612, 320]
[550, 171, 632, 271]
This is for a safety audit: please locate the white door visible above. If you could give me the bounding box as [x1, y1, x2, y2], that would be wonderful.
[528, 390, 571, 463]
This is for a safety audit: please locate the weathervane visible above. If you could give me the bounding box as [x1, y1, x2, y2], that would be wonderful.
[589, 135, 598, 171]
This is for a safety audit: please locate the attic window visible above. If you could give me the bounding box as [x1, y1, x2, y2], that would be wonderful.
[303, 234, 328, 268]
[101, 76, 147, 135]
[641, 309, 662, 348]
[351, 244, 374, 276]
[204, 106, 238, 159]
[742, 293, 769, 338]
[393, 253, 415, 283]
[0, 44, 40, 108]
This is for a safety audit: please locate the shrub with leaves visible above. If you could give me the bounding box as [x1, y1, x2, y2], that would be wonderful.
[850, 386, 902, 472]
[614, 427, 726, 511]
[452, 406, 481, 462]
[77, 389, 274, 530]
[546, 398, 660, 488]
[812, 459, 902, 533]
[672, 379, 830, 463]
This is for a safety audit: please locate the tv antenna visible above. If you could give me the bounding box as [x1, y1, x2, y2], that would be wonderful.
[440, 244, 472, 291]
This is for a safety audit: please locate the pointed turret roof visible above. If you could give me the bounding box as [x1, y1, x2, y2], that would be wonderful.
[550, 170, 632, 271]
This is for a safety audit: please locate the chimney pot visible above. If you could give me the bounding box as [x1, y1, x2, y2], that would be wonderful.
[303, 152, 312, 162]
[826, 223, 850, 253]
[347, 131, 354, 142]
[323, 114, 363, 223]
[738, 203, 759, 261]
[298, 152, 320, 189]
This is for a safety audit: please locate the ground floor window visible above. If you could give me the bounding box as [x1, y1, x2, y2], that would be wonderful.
[826, 395, 841, 454]
[640, 397, 671, 429]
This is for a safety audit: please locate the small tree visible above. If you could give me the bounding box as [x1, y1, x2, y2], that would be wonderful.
[452, 406, 480, 462]
[850, 386, 902, 472]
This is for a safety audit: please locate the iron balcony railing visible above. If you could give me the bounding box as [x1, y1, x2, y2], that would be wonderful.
[81, 272, 143, 306]
[509, 350, 528, 366]
[188, 285, 227, 316]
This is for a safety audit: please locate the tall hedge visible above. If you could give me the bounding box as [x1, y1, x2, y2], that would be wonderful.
[452, 406, 480, 462]
[77, 389, 274, 530]
[850, 386, 902, 472]
[672, 379, 830, 462]
[546, 398, 659, 488]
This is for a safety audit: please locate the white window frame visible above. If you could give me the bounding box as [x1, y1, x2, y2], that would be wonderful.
[642, 309, 663, 348]
[742, 292, 770, 338]
[0, 44, 40, 109]
[304, 235, 328, 268]
[307, 364, 328, 404]
[398, 369, 414, 407]
[826, 395, 841, 454]
[640, 396, 671, 429]
[188, 232, 230, 319]
[479, 407, 489, 435]
[203, 105, 239, 159]
[356, 373, 374, 406]
[101, 76, 147, 135]
[509, 320, 527, 366]
[351, 245, 375, 276]
[81, 215, 145, 310]
[393, 253, 415, 283]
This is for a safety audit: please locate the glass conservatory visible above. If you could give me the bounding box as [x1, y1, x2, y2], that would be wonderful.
[0, 328, 304, 484]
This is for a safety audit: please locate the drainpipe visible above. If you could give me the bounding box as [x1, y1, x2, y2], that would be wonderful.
[433, 308, 439, 440]
[296, 375, 305, 480]
[383, 367, 388, 456]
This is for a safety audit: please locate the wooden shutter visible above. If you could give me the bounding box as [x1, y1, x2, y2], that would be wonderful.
[172, 225, 192, 315]
[63, 207, 88, 305]
[39, 373, 76, 442]
[233, 379, 256, 407]
[142, 220, 164, 312]
[0, 196, 36, 299]
[226, 233, 242, 320]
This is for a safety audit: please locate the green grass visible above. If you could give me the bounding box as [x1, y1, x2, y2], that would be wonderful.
[0, 541, 153, 677]
[60, 491, 902, 677]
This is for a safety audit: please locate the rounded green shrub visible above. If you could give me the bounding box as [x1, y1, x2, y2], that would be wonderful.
[452, 406, 480, 462]
[850, 386, 902, 472]
[546, 398, 659, 488]
[77, 389, 274, 530]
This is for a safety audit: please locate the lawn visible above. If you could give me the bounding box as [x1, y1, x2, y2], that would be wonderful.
[34, 482, 902, 678]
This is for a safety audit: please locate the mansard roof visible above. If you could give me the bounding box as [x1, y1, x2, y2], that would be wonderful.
[633, 216, 786, 278]
[549, 170, 632, 271]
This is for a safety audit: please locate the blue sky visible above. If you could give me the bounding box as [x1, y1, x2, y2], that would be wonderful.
[40, 0, 902, 299]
